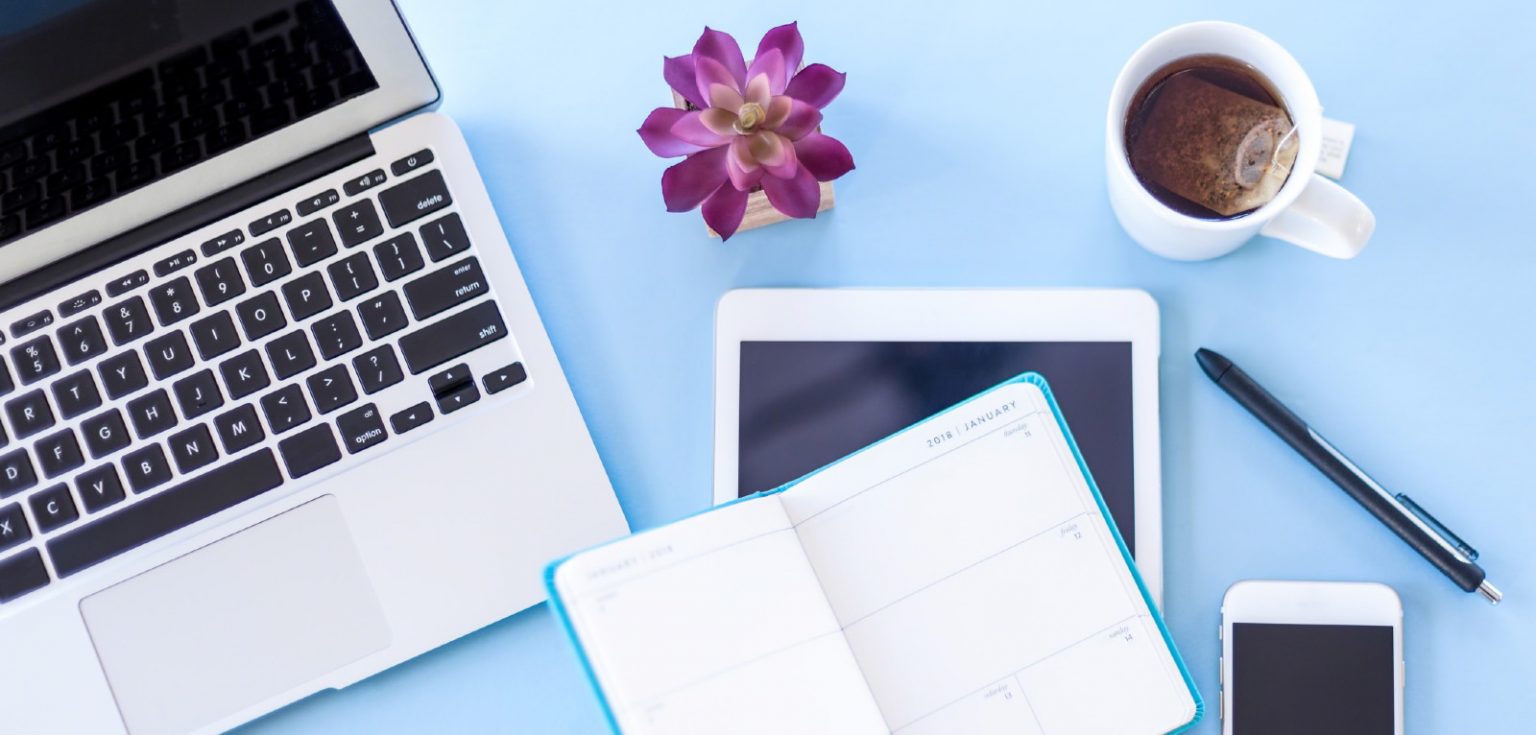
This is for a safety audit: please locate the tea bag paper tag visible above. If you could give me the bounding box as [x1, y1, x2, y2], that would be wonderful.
[1317, 117, 1355, 180]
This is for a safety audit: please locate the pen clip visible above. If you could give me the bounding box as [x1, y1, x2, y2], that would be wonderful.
[1396, 494, 1478, 561]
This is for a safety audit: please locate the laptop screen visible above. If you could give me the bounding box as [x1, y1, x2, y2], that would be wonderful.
[0, 0, 378, 246]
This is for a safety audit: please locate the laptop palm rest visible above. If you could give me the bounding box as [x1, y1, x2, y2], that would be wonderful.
[80, 496, 391, 735]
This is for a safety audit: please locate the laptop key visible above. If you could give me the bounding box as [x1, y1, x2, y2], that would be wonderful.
[59, 315, 108, 364]
[327, 252, 377, 301]
[342, 169, 386, 197]
[194, 257, 247, 306]
[0, 549, 49, 602]
[389, 402, 433, 434]
[357, 291, 407, 341]
[145, 330, 194, 379]
[0, 449, 37, 497]
[336, 404, 386, 454]
[373, 233, 423, 281]
[241, 237, 291, 287]
[127, 388, 177, 439]
[286, 218, 338, 267]
[98, 351, 148, 399]
[213, 403, 265, 454]
[389, 148, 434, 176]
[47, 448, 284, 577]
[218, 349, 270, 400]
[30, 484, 78, 532]
[281, 271, 332, 321]
[172, 369, 223, 419]
[312, 311, 362, 360]
[81, 409, 131, 459]
[76, 465, 126, 513]
[418, 212, 470, 262]
[260, 384, 310, 434]
[378, 170, 452, 228]
[106, 270, 150, 297]
[167, 424, 219, 474]
[353, 344, 403, 394]
[483, 362, 527, 394]
[36, 429, 84, 478]
[149, 276, 200, 326]
[122, 444, 172, 493]
[0, 503, 30, 552]
[52, 370, 102, 419]
[333, 199, 383, 247]
[6, 389, 54, 439]
[265, 330, 316, 380]
[103, 297, 152, 345]
[11, 335, 61, 384]
[436, 381, 480, 415]
[189, 311, 240, 360]
[248, 208, 292, 237]
[403, 256, 487, 320]
[305, 364, 356, 414]
[235, 290, 286, 340]
[277, 423, 340, 479]
[398, 301, 509, 374]
[0, 361, 13, 398]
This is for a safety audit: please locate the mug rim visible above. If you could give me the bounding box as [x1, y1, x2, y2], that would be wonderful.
[1106, 21, 1323, 231]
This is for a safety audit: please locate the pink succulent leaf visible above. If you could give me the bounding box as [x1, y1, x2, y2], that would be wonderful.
[692, 27, 747, 89]
[638, 108, 709, 157]
[668, 110, 731, 148]
[761, 164, 821, 218]
[661, 146, 730, 212]
[699, 107, 738, 137]
[755, 22, 804, 80]
[702, 182, 750, 240]
[743, 67, 773, 108]
[707, 82, 744, 113]
[727, 137, 765, 191]
[753, 131, 800, 179]
[774, 99, 823, 141]
[693, 55, 741, 107]
[784, 64, 846, 109]
[663, 54, 705, 108]
[793, 132, 855, 181]
[763, 96, 793, 129]
[746, 48, 788, 98]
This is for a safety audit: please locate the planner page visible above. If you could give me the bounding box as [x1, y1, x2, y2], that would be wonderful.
[550, 496, 889, 735]
[782, 379, 1195, 735]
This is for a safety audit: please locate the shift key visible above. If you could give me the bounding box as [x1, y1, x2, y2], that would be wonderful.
[378, 170, 452, 228]
[398, 301, 508, 374]
[404, 257, 488, 320]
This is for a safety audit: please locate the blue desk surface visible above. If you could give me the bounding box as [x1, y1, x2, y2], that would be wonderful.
[240, 0, 1535, 731]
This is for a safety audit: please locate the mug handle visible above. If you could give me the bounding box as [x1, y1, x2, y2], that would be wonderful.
[1259, 174, 1375, 259]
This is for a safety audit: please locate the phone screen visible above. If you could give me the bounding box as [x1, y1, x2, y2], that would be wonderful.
[1232, 622, 1395, 734]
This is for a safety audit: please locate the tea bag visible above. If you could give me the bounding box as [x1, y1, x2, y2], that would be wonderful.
[1131, 73, 1299, 216]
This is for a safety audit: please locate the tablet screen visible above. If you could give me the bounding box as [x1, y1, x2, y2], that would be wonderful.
[738, 341, 1136, 553]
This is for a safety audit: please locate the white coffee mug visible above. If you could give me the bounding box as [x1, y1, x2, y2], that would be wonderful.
[1105, 21, 1375, 260]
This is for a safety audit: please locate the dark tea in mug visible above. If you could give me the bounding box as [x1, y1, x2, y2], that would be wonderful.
[1123, 54, 1298, 220]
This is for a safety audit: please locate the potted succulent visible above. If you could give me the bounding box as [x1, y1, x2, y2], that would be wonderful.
[638, 23, 855, 240]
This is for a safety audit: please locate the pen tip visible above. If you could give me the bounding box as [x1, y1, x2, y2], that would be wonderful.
[1478, 580, 1502, 605]
[1195, 348, 1232, 382]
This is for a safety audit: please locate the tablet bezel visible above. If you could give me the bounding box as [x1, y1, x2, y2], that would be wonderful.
[713, 288, 1164, 602]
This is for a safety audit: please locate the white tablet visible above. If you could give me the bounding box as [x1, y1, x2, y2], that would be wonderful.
[714, 288, 1165, 601]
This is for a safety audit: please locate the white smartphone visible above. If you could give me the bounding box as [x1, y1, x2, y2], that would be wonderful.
[1221, 580, 1404, 735]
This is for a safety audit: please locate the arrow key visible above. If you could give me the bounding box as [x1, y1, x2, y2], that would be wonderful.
[389, 402, 432, 434]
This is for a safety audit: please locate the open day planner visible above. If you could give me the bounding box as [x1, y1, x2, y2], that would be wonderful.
[548, 374, 1201, 734]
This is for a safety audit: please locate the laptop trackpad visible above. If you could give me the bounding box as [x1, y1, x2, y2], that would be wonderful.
[80, 496, 391, 735]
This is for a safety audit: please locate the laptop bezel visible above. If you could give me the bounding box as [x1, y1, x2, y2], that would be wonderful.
[0, 0, 440, 286]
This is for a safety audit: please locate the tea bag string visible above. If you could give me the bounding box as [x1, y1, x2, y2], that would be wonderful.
[1269, 125, 1299, 175]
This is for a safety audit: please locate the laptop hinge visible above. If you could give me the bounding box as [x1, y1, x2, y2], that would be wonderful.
[0, 133, 376, 313]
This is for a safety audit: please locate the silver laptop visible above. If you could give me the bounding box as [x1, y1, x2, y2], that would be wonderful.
[0, 1, 628, 732]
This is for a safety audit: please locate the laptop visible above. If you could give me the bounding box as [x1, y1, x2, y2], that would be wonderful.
[0, 1, 628, 732]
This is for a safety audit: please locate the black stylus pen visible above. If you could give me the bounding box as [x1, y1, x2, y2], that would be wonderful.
[1196, 348, 1501, 604]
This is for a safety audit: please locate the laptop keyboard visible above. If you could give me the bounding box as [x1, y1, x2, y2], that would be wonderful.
[0, 0, 377, 245]
[0, 148, 527, 602]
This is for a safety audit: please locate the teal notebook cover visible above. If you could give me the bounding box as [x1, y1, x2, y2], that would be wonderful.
[546, 372, 1203, 733]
